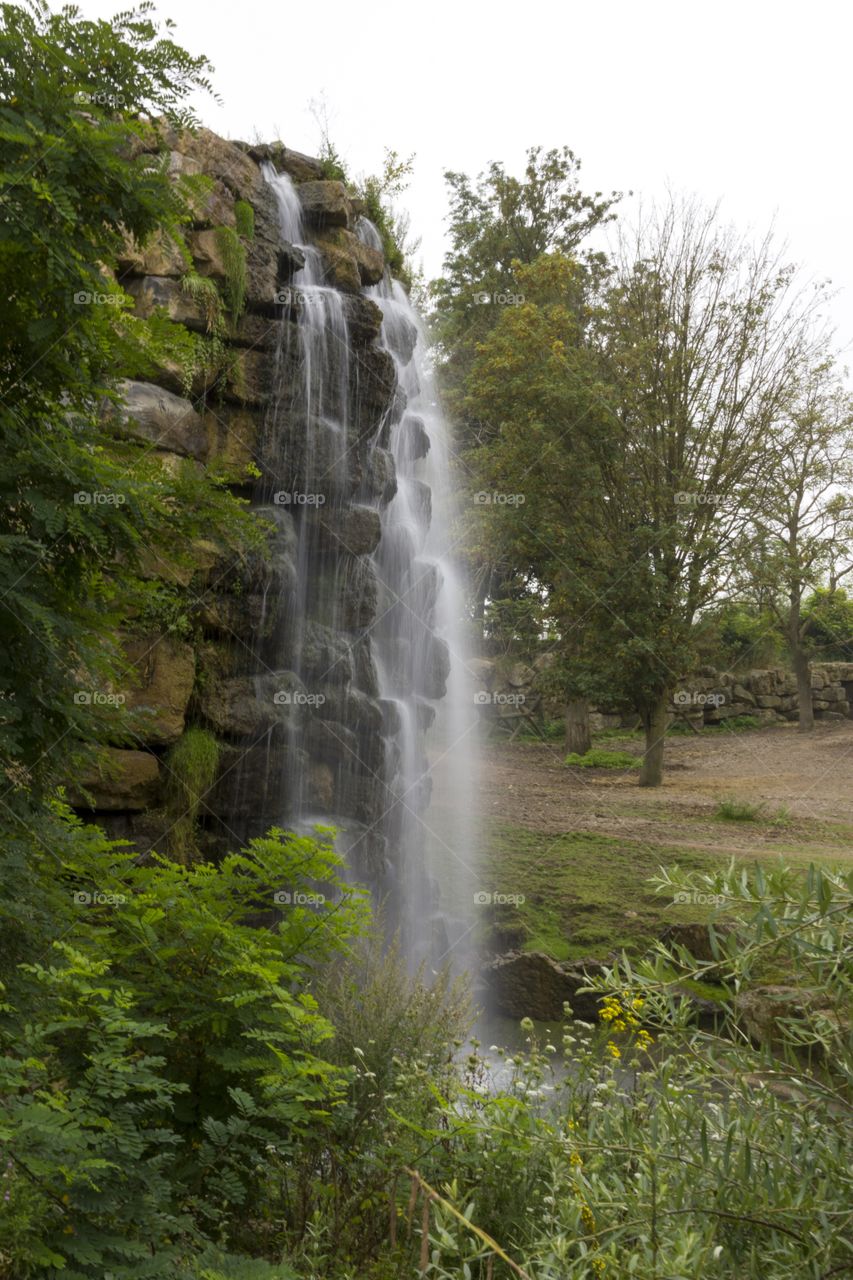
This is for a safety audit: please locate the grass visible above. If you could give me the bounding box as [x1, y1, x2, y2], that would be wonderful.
[715, 797, 763, 822]
[565, 748, 639, 769]
[484, 823, 720, 962]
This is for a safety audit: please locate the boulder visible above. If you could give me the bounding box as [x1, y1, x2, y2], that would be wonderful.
[209, 740, 308, 828]
[200, 403, 263, 472]
[224, 349, 274, 405]
[340, 293, 384, 346]
[362, 446, 397, 507]
[297, 179, 352, 229]
[303, 504, 382, 557]
[305, 717, 359, 766]
[349, 347, 398, 439]
[240, 141, 324, 183]
[416, 635, 451, 700]
[116, 230, 186, 278]
[481, 952, 603, 1021]
[121, 635, 195, 746]
[70, 748, 161, 812]
[310, 226, 362, 292]
[124, 274, 216, 333]
[107, 380, 209, 461]
[400, 414, 431, 461]
[197, 671, 304, 738]
[298, 622, 356, 686]
[732, 683, 756, 705]
[169, 128, 262, 200]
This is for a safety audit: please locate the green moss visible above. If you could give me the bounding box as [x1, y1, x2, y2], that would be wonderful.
[214, 224, 248, 322]
[164, 727, 220, 863]
[486, 824, 723, 963]
[234, 199, 255, 240]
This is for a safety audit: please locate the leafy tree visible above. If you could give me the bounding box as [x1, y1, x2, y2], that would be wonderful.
[744, 360, 853, 727]
[0, 2, 257, 802]
[802, 585, 853, 660]
[467, 200, 827, 784]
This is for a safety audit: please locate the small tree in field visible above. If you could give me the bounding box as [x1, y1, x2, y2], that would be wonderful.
[746, 362, 853, 730]
[467, 197, 827, 785]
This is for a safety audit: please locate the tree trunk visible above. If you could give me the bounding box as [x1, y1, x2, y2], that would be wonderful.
[564, 699, 591, 756]
[793, 646, 814, 732]
[639, 691, 671, 787]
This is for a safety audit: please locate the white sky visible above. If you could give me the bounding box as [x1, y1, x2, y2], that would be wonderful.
[81, 0, 852, 351]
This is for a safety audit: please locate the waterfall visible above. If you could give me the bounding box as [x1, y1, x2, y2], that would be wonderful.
[254, 166, 480, 970]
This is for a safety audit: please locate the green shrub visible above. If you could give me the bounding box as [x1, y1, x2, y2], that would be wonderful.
[565, 748, 638, 768]
[214, 225, 248, 321]
[164, 727, 221, 861]
[716, 796, 762, 821]
[233, 200, 255, 241]
[0, 804, 368, 1275]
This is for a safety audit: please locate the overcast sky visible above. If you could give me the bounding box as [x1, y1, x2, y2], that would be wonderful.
[82, 0, 853, 350]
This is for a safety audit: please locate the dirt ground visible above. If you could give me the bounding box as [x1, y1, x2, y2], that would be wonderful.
[481, 721, 853, 862]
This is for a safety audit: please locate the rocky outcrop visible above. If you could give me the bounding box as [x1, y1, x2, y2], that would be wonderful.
[482, 951, 604, 1021]
[69, 126, 416, 875]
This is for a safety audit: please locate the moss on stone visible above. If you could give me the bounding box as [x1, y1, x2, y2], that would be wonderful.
[164, 727, 221, 862]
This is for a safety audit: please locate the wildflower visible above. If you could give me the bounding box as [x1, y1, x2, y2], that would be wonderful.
[605, 1041, 621, 1059]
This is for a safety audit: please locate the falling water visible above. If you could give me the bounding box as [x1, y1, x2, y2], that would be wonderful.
[254, 167, 479, 970]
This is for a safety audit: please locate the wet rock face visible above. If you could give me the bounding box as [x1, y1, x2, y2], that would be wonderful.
[75, 126, 423, 869]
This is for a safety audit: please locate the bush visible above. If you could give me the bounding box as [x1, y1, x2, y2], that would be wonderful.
[716, 796, 762, 821]
[0, 804, 368, 1275]
[386, 862, 853, 1280]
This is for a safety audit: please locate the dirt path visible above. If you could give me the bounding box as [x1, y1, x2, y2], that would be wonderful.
[481, 722, 853, 861]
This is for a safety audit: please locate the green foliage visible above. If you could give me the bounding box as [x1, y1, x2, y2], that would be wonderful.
[214, 225, 248, 321]
[564, 748, 638, 768]
[181, 271, 226, 334]
[803, 586, 853, 659]
[716, 797, 763, 821]
[385, 862, 852, 1280]
[0, 802, 368, 1275]
[233, 200, 255, 241]
[164, 728, 221, 861]
[698, 601, 786, 669]
[430, 145, 619, 446]
[0, 2, 258, 800]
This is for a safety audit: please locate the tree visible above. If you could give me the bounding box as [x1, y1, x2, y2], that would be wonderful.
[0, 2, 256, 800]
[745, 362, 853, 729]
[467, 199, 827, 785]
